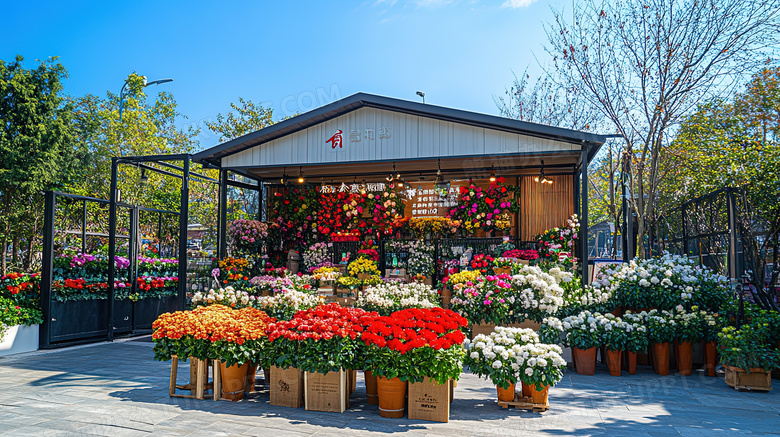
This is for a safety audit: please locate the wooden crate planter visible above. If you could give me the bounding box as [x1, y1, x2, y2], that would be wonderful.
[471, 320, 542, 338]
[725, 366, 772, 392]
[408, 377, 451, 423]
[497, 393, 550, 413]
[269, 366, 304, 408]
[168, 355, 215, 400]
[304, 369, 348, 413]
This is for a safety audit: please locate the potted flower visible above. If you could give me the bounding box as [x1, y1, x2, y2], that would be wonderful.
[251, 288, 322, 321]
[266, 304, 377, 412]
[701, 310, 723, 377]
[672, 305, 704, 376]
[561, 311, 606, 375]
[645, 309, 677, 375]
[190, 286, 250, 309]
[347, 258, 380, 281]
[622, 311, 648, 374]
[601, 314, 629, 376]
[361, 308, 467, 418]
[492, 257, 514, 276]
[152, 305, 273, 401]
[442, 270, 482, 308]
[0, 294, 43, 357]
[356, 282, 438, 316]
[464, 327, 540, 401]
[718, 324, 779, 391]
[516, 343, 567, 404]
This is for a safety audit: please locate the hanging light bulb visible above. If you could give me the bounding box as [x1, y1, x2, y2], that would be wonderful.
[297, 166, 305, 183]
[386, 173, 394, 182]
[489, 170, 496, 182]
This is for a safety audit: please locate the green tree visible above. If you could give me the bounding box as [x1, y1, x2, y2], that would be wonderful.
[543, 0, 780, 258]
[665, 67, 780, 309]
[205, 98, 275, 142]
[0, 55, 77, 274]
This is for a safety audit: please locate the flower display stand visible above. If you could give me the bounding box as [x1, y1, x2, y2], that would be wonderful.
[304, 369, 349, 413]
[270, 366, 304, 408]
[408, 377, 451, 423]
[497, 391, 550, 413]
[724, 366, 772, 392]
[168, 355, 215, 400]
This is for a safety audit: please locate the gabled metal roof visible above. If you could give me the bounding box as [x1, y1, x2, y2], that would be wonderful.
[193, 92, 608, 167]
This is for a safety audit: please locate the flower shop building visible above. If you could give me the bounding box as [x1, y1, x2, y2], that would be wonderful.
[194, 93, 607, 284]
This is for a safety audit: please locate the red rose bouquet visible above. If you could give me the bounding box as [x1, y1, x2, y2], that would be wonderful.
[361, 307, 467, 384]
[266, 303, 378, 373]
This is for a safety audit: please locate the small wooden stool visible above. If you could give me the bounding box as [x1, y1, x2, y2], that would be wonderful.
[169, 355, 216, 400]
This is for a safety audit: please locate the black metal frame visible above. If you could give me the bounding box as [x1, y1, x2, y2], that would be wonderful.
[39, 191, 181, 347]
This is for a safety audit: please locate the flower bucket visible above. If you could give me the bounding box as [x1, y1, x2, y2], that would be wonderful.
[626, 351, 637, 375]
[246, 363, 258, 393]
[652, 343, 670, 376]
[521, 381, 532, 397]
[529, 384, 549, 405]
[496, 383, 516, 402]
[704, 341, 717, 377]
[364, 370, 379, 405]
[377, 376, 407, 418]
[606, 349, 623, 376]
[573, 347, 597, 375]
[220, 361, 249, 401]
[676, 340, 693, 376]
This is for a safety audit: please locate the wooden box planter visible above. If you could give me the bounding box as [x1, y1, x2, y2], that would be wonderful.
[471, 320, 542, 338]
[0, 324, 39, 357]
[408, 377, 451, 423]
[304, 369, 349, 413]
[493, 267, 512, 276]
[270, 366, 304, 408]
[724, 366, 772, 392]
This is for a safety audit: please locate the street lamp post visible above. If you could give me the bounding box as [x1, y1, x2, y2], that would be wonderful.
[119, 76, 173, 121]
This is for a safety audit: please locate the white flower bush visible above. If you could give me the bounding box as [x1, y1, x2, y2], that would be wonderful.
[561, 310, 607, 350]
[515, 343, 567, 390]
[588, 252, 729, 311]
[463, 327, 541, 389]
[251, 288, 322, 320]
[356, 281, 438, 315]
[191, 286, 250, 309]
[509, 265, 565, 320]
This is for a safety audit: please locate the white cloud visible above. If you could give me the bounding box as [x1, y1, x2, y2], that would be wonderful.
[415, 0, 453, 7]
[501, 0, 537, 8]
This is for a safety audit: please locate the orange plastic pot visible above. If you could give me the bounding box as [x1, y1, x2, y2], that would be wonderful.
[677, 340, 693, 376]
[529, 383, 549, 405]
[704, 341, 717, 377]
[573, 347, 597, 375]
[606, 349, 623, 376]
[496, 383, 516, 402]
[626, 351, 637, 375]
[364, 370, 379, 405]
[220, 361, 249, 401]
[652, 343, 670, 376]
[521, 381, 532, 397]
[377, 376, 407, 418]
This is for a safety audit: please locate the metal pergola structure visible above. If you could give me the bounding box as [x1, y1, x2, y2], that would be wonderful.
[106, 154, 218, 341]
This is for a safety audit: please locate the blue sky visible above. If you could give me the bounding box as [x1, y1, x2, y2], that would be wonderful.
[2, 0, 563, 150]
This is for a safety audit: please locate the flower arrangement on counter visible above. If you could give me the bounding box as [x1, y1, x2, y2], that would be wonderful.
[409, 217, 458, 239]
[312, 266, 341, 282]
[251, 288, 323, 321]
[535, 214, 579, 261]
[347, 258, 380, 277]
[330, 230, 361, 242]
[356, 282, 439, 316]
[470, 254, 494, 274]
[503, 249, 539, 261]
[228, 219, 268, 254]
[303, 242, 331, 272]
[357, 248, 380, 262]
[447, 178, 519, 233]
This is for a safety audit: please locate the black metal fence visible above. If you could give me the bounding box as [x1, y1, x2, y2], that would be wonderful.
[39, 191, 182, 347]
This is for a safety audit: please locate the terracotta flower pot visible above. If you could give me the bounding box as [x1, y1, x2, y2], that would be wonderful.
[529, 383, 549, 405]
[364, 370, 379, 405]
[377, 376, 407, 418]
[441, 287, 451, 309]
[245, 363, 258, 393]
[263, 368, 271, 389]
[496, 383, 516, 402]
[626, 351, 637, 375]
[573, 347, 597, 375]
[677, 340, 693, 376]
[220, 361, 250, 401]
[606, 349, 623, 376]
[521, 381, 532, 397]
[704, 340, 717, 377]
[652, 343, 670, 376]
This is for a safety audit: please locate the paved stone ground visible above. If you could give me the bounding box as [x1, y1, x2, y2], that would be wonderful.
[0, 337, 778, 436]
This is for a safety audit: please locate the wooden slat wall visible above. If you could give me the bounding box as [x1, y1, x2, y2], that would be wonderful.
[520, 175, 574, 240]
